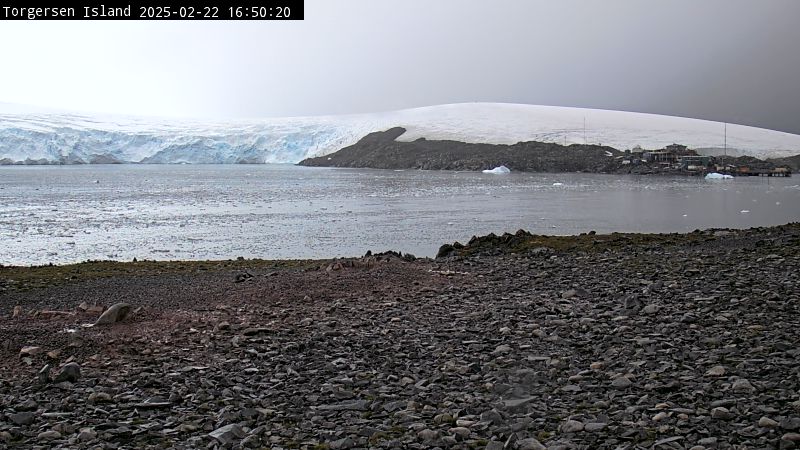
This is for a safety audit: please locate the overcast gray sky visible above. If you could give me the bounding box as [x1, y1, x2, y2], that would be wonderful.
[1, 0, 798, 134]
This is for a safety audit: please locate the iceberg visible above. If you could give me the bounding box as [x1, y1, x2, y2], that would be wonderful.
[705, 172, 734, 180]
[482, 165, 511, 174]
[2, 102, 800, 165]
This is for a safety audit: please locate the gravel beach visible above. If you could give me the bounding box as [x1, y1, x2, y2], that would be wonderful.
[1, 225, 799, 449]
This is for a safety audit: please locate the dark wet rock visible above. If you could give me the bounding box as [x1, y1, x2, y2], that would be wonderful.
[318, 400, 371, 411]
[133, 401, 172, 409]
[16, 398, 38, 411]
[53, 362, 81, 383]
[9, 412, 36, 426]
[78, 427, 97, 441]
[330, 436, 356, 449]
[711, 407, 734, 420]
[584, 422, 607, 432]
[611, 376, 632, 389]
[241, 327, 270, 336]
[517, 437, 546, 450]
[783, 418, 800, 431]
[486, 441, 505, 450]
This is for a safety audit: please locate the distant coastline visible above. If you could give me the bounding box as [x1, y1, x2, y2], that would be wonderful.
[298, 127, 798, 176]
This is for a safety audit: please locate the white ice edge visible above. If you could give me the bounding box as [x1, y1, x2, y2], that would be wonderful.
[1, 103, 799, 164]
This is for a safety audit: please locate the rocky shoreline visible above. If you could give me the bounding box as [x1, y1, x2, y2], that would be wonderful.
[1, 225, 799, 449]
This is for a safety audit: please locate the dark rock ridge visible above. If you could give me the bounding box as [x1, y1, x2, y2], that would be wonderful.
[298, 127, 625, 173]
[299, 128, 798, 174]
[769, 154, 800, 171]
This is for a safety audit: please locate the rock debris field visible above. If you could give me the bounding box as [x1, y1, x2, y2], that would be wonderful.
[1, 224, 799, 449]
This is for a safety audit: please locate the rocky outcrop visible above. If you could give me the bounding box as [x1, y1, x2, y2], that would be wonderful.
[299, 127, 625, 173]
[769, 154, 800, 171]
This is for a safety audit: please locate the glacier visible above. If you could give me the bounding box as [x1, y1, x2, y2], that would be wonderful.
[1, 103, 799, 165]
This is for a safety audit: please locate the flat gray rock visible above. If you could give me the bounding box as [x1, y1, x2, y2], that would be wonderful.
[208, 423, 244, 445]
[318, 400, 370, 411]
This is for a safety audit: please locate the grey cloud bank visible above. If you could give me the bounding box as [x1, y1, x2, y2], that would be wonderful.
[0, 0, 798, 134]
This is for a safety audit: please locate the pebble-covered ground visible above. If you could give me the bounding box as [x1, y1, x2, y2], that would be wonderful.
[1, 224, 799, 449]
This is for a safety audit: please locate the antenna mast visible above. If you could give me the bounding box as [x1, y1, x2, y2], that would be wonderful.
[723, 122, 727, 169]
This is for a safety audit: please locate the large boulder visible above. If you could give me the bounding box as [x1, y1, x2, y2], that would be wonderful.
[54, 362, 81, 383]
[94, 303, 132, 325]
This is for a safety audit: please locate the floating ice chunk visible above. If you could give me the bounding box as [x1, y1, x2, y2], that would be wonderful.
[705, 172, 734, 180]
[482, 165, 511, 174]
[740, 210, 750, 213]
[552, 182, 564, 186]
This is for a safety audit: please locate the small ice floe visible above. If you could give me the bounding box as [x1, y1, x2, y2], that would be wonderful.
[740, 210, 750, 213]
[552, 182, 564, 186]
[776, 201, 781, 205]
[682, 214, 688, 217]
[482, 165, 511, 174]
[705, 172, 733, 180]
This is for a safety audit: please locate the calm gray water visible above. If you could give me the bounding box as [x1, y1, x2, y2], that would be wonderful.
[1, 165, 798, 266]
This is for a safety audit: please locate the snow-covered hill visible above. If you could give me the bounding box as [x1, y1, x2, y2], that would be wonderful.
[1, 103, 798, 164]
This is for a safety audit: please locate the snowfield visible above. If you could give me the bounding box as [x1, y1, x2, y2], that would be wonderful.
[1, 103, 799, 164]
